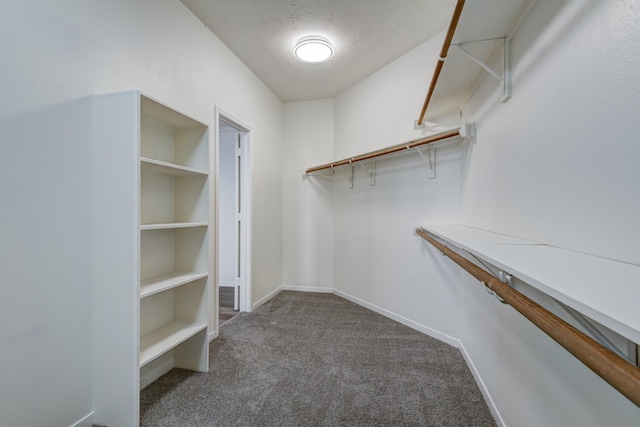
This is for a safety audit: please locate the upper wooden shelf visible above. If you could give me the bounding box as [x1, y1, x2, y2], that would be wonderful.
[420, 224, 640, 344]
[305, 128, 464, 174]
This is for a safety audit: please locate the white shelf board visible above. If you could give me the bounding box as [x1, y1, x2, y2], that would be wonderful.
[140, 222, 208, 231]
[140, 271, 209, 299]
[141, 157, 208, 177]
[425, 0, 534, 122]
[139, 320, 207, 367]
[141, 93, 206, 129]
[421, 224, 640, 344]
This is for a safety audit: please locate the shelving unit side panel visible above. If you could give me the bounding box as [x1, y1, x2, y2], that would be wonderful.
[92, 91, 141, 427]
[140, 230, 176, 280]
[174, 329, 209, 372]
[140, 352, 174, 389]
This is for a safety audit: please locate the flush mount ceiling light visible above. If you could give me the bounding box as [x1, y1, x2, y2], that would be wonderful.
[294, 36, 334, 63]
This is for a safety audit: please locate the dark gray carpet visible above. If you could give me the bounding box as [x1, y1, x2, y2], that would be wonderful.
[140, 291, 496, 426]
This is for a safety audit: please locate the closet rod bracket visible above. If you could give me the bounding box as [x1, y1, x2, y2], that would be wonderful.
[454, 37, 512, 103]
[339, 162, 354, 189]
[416, 146, 436, 179]
[358, 161, 375, 186]
[499, 271, 514, 288]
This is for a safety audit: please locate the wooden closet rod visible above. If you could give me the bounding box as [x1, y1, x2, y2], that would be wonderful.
[305, 128, 460, 174]
[415, 227, 640, 407]
[416, 0, 466, 126]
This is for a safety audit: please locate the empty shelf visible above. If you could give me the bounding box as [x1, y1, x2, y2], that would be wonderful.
[139, 320, 207, 367]
[421, 224, 640, 343]
[140, 271, 209, 298]
[140, 222, 208, 231]
[141, 157, 208, 176]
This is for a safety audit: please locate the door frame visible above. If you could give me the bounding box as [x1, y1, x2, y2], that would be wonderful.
[212, 106, 252, 340]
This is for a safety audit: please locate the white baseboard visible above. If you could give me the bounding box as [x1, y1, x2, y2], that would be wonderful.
[459, 343, 505, 427]
[140, 358, 174, 390]
[71, 412, 94, 427]
[281, 285, 334, 293]
[252, 285, 283, 310]
[332, 289, 461, 348]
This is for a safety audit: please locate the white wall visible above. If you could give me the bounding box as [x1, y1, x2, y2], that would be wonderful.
[460, 0, 640, 266]
[456, 0, 640, 425]
[282, 100, 335, 290]
[332, 36, 463, 343]
[0, 1, 283, 426]
[311, 0, 640, 425]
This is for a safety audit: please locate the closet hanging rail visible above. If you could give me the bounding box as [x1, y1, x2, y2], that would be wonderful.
[415, 227, 640, 407]
[416, 0, 466, 126]
[305, 128, 460, 174]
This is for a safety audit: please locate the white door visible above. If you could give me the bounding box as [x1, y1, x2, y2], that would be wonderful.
[233, 132, 242, 311]
[217, 113, 251, 320]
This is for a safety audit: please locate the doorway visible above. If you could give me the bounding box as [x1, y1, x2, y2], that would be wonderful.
[215, 109, 251, 334]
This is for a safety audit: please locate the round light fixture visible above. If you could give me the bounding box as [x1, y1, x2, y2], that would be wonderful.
[294, 37, 334, 63]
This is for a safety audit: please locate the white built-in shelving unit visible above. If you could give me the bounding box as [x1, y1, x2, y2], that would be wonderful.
[93, 91, 212, 427]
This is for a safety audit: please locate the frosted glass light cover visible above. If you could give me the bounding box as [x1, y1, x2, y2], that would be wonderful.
[294, 37, 333, 63]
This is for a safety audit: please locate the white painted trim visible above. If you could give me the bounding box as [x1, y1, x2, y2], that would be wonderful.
[140, 358, 174, 390]
[213, 106, 254, 343]
[70, 412, 94, 427]
[281, 285, 334, 293]
[219, 281, 236, 287]
[252, 285, 283, 310]
[332, 289, 461, 348]
[459, 343, 505, 427]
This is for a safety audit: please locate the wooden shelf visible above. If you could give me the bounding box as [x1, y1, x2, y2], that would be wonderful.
[422, 224, 640, 344]
[140, 157, 208, 177]
[139, 320, 207, 367]
[140, 271, 209, 298]
[140, 222, 208, 231]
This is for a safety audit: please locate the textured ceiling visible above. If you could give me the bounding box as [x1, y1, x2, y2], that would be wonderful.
[180, 0, 455, 102]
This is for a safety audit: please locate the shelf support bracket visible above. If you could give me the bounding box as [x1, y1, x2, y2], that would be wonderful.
[555, 299, 634, 364]
[358, 161, 375, 186]
[454, 37, 512, 103]
[338, 162, 354, 189]
[416, 146, 436, 179]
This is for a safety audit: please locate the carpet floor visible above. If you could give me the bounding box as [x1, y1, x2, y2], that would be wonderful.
[140, 291, 496, 426]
